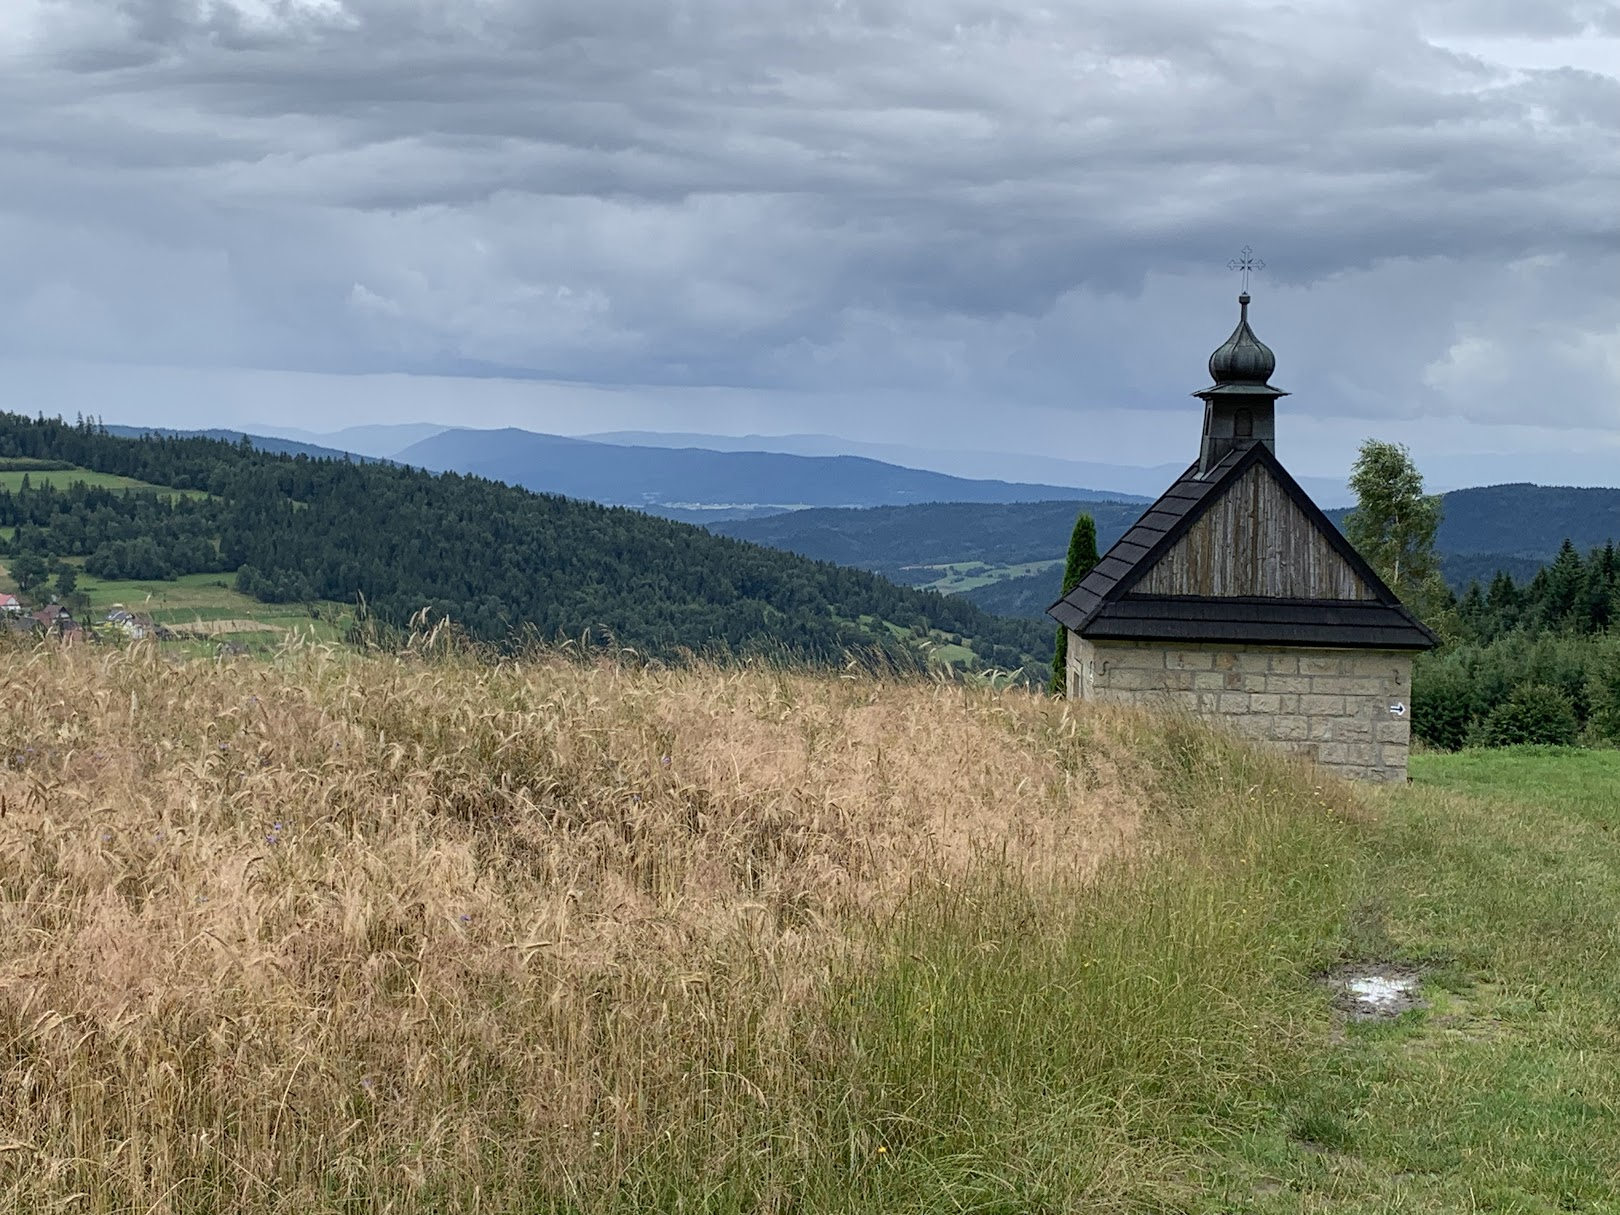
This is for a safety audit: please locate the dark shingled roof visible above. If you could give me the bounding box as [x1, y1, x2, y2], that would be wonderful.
[1048, 441, 1438, 651]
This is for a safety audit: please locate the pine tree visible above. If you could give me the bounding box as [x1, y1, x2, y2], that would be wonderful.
[1050, 512, 1100, 695]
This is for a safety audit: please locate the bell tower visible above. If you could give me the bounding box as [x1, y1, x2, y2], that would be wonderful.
[1194, 291, 1288, 475]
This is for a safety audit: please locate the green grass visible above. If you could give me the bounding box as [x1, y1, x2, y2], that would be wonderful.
[774, 740, 1620, 1212]
[0, 565, 352, 652]
[73, 571, 350, 648]
[0, 466, 201, 497]
[1195, 746, 1620, 1212]
[905, 558, 1063, 593]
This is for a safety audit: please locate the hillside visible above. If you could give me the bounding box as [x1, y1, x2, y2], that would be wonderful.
[0, 416, 1051, 675]
[5, 644, 1618, 1210]
[393, 427, 1145, 515]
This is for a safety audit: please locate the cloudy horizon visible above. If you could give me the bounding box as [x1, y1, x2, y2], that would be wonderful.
[4, 0, 1620, 488]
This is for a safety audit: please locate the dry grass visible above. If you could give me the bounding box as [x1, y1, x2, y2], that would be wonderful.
[0, 638, 1191, 1212]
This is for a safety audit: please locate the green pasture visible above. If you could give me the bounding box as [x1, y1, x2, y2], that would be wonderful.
[76, 571, 350, 647]
[796, 737, 1620, 1213]
[1201, 746, 1620, 1211]
[0, 466, 202, 498]
[0, 563, 352, 652]
[905, 557, 1063, 593]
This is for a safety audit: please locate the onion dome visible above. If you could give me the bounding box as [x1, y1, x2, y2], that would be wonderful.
[1196, 292, 1287, 399]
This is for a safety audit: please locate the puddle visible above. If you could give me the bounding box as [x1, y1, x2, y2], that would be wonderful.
[1322, 964, 1424, 1020]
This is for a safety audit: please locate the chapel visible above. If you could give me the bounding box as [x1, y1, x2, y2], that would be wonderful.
[1047, 291, 1437, 782]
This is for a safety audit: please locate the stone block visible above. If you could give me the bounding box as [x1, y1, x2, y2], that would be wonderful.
[1299, 655, 1346, 676]
[1307, 717, 1336, 741]
[1268, 654, 1300, 674]
[1301, 694, 1346, 716]
[1193, 672, 1227, 691]
[1277, 695, 1300, 714]
[1334, 677, 1389, 697]
[1219, 693, 1251, 714]
[1166, 650, 1213, 671]
[1265, 676, 1311, 694]
[1223, 671, 1244, 690]
[1330, 716, 1373, 742]
[1316, 742, 1350, 765]
[1214, 652, 1238, 671]
[1105, 668, 1153, 692]
[1376, 719, 1411, 744]
[1231, 715, 1272, 739]
[1162, 669, 1196, 692]
[1248, 694, 1281, 715]
[1272, 715, 1309, 741]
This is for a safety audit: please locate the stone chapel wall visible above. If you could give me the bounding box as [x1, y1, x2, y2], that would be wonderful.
[1066, 633, 1413, 782]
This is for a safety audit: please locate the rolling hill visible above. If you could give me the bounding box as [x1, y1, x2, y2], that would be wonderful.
[0, 415, 1053, 676]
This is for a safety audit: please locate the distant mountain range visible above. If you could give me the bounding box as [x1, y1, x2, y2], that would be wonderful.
[386, 427, 1147, 515]
[251, 422, 1354, 506]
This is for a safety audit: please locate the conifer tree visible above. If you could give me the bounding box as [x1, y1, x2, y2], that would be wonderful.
[1050, 511, 1100, 695]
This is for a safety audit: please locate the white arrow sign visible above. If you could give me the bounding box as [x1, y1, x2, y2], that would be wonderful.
[1388, 702, 1407, 717]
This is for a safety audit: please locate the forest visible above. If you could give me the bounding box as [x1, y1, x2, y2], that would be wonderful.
[1414, 540, 1620, 750]
[0, 415, 1050, 677]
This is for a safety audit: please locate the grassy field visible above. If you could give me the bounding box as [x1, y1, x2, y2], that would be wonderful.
[0, 466, 202, 497]
[0, 643, 1615, 1211]
[0, 564, 351, 652]
[903, 558, 1064, 593]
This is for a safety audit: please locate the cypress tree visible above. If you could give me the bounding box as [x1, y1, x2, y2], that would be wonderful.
[1050, 512, 1100, 695]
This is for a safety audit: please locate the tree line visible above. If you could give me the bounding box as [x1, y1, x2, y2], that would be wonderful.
[1344, 440, 1620, 750]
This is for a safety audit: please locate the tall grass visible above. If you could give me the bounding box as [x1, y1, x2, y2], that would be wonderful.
[0, 638, 1362, 1212]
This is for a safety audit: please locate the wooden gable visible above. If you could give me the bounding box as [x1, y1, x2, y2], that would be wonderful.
[1049, 443, 1438, 651]
[1132, 461, 1374, 601]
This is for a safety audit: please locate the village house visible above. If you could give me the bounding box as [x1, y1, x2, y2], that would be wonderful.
[1048, 290, 1437, 781]
[31, 605, 80, 639]
[0, 593, 22, 615]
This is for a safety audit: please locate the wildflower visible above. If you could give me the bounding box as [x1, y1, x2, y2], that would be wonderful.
[660, 755, 671, 766]
[877, 1146, 888, 1155]
[360, 1076, 376, 1091]
[99, 832, 111, 843]
[460, 914, 472, 924]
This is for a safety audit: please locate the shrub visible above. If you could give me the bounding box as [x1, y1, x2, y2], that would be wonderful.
[1473, 683, 1579, 748]
[1412, 658, 1474, 751]
[1587, 646, 1620, 745]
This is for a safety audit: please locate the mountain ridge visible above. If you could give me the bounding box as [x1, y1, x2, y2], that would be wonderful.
[393, 427, 1150, 511]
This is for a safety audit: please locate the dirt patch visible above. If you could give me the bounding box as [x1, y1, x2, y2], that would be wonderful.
[1322, 963, 1425, 1020]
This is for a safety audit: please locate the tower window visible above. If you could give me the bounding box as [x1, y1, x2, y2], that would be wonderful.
[1234, 408, 1254, 438]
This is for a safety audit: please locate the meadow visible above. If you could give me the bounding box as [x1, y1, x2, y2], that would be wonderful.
[0, 638, 1615, 1212]
[69, 571, 351, 651]
[0, 466, 201, 497]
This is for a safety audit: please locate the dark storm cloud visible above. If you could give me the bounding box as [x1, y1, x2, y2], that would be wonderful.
[3, 0, 1620, 427]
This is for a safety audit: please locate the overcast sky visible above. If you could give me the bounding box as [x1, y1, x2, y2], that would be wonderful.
[4, 0, 1620, 485]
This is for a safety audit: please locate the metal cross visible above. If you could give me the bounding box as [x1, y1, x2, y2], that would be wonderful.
[1227, 246, 1264, 292]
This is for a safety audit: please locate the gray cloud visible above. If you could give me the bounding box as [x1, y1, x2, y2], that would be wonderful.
[3, 0, 1620, 450]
